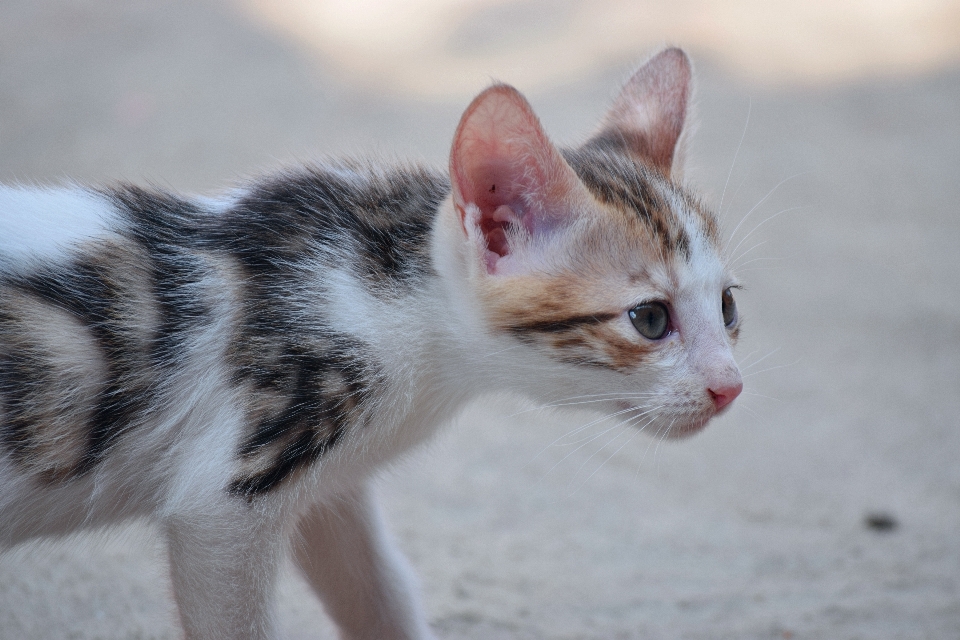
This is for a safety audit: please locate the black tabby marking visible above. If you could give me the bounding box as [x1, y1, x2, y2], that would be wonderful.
[563, 144, 700, 258]
[0, 305, 85, 480]
[506, 312, 619, 336]
[216, 163, 445, 494]
[211, 163, 448, 290]
[0, 187, 216, 480]
[108, 186, 213, 366]
[229, 341, 373, 496]
[1, 246, 155, 475]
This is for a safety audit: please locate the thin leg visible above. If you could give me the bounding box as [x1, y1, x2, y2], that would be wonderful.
[166, 503, 283, 640]
[293, 482, 434, 640]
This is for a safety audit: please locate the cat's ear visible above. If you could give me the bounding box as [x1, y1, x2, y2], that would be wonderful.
[591, 47, 691, 176]
[450, 84, 590, 275]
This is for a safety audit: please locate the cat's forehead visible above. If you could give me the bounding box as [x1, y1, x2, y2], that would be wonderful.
[563, 144, 725, 287]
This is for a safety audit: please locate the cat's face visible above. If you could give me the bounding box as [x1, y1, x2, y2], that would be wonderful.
[447, 49, 741, 438]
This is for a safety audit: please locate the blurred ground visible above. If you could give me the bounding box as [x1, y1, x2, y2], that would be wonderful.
[1, 1, 959, 638]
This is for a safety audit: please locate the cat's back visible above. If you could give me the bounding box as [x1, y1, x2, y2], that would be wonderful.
[205, 161, 449, 286]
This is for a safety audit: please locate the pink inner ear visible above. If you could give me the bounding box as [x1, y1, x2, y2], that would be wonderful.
[450, 84, 584, 273]
[482, 205, 519, 258]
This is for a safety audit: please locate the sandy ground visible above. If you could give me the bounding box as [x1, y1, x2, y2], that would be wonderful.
[1, 1, 959, 638]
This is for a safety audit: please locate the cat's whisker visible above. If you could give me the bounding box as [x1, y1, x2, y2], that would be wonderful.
[634, 419, 666, 480]
[531, 391, 658, 407]
[570, 420, 647, 495]
[742, 358, 800, 378]
[544, 390, 659, 402]
[533, 391, 658, 405]
[730, 240, 768, 268]
[535, 394, 656, 412]
[723, 171, 809, 255]
[728, 205, 803, 262]
[507, 393, 657, 419]
[536, 407, 661, 479]
[736, 344, 765, 368]
[569, 409, 654, 476]
[548, 417, 637, 477]
[734, 401, 764, 421]
[553, 407, 658, 447]
[570, 422, 633, 480]
[524, 406, 648, 464]
[479, 344, 524, 359]
[739, 390, 781, 401]
[717, 98, 752, 220]
[653, 418, 677, 478]
[725, 174, 751, 224]
[738, 346, 781, 371]
[724, 170, 810, 255]
[731, 255, 783, 270]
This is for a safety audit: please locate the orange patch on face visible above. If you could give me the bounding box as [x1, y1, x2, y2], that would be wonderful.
[591, 323, 657, 371]
[476, 266, 660, 372]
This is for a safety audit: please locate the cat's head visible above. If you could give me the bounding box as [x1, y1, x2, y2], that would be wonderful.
[439, 48, 741, 438]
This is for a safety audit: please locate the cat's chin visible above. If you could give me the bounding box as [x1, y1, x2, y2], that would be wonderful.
[663, 418, 711, 439]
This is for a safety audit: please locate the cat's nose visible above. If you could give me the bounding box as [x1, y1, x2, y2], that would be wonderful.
[708, 381, 742, 411]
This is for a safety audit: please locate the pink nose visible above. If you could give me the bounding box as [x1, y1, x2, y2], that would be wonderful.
[708, 381, 743, 411]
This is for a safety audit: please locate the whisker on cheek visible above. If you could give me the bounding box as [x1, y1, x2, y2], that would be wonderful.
[553, 406, 659, 447]
[741, 359, 800, 378]
[532, 406, 659, 483]
[739, 390, 780, 401]
[569, 420, 647, 495]
[717, 98, 752, 221]
[729, 204, 803, 262]
[724, 170, 809, 256]
[737, 346, 782, 371]
[729, 240, 768, 267]
[535, 404, 651, 449]
[652, 418, 677, 478]
[505, 392, 659, 419]
[571, 408, 654, 476]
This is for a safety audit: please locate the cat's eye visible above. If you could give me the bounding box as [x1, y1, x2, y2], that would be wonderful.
[721, 287, 738, 327]
[629, 302, 670, 340]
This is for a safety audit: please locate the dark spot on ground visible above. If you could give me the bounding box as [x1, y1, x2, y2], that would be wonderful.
[864, 512, 898, 532]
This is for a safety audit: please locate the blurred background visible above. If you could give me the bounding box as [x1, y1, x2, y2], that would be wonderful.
[1, 0, 959, 638]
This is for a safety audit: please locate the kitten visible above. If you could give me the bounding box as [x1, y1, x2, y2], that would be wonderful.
[0, 48, 741, 639]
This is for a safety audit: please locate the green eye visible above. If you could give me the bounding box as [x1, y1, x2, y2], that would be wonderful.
[629, 302, 670, 340]
[721, 287, 738, 327]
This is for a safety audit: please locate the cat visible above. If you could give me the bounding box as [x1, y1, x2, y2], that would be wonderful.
[0, 47, 741, 639]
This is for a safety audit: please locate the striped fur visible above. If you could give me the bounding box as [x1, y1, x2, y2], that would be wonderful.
[0, 49, 742, 640]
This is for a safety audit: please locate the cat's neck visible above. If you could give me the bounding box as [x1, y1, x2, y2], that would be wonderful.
[425, 197, 546, 400]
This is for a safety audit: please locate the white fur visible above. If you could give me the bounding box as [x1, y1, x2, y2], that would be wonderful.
[0, 186, 120, 268]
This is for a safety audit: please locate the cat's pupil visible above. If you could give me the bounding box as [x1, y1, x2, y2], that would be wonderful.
[721, 288, 737, 327]
[629, 302, 670, 340]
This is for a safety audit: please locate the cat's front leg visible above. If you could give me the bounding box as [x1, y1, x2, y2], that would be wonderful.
[294, 481, 435, 640]
[165, 502, 285, 640]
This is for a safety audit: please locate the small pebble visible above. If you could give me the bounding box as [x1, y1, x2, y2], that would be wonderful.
[864, 512, 898, 532]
